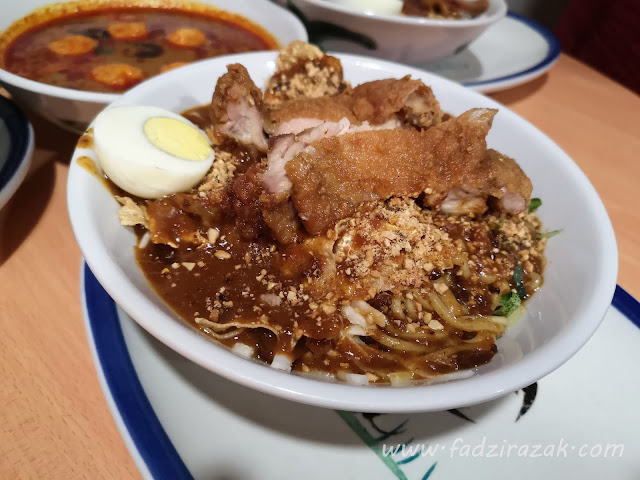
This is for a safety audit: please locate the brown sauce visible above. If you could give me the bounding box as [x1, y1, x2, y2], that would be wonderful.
[138, 241, 508, 377]
[135, 163, 545, 380]
[76, 155, 121, 196]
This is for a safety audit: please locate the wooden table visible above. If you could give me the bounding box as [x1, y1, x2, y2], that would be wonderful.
[1, 54, 638, 478]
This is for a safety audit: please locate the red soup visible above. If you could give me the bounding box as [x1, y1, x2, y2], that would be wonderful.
[1, 4, 277, 92]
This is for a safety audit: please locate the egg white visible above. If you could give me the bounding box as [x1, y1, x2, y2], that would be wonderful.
[93, 106, 214, 198]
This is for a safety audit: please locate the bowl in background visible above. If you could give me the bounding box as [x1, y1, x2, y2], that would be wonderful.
[67, 51, 617, 412]
[0, 96, 33, 210]
[286, 0, 506, 64]
[0, 0, 307, 133]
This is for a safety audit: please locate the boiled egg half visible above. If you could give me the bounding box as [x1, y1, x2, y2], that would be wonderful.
[93, 106, 214, 198]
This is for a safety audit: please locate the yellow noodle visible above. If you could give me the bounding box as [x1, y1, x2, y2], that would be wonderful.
[205, 320, 280, 335]
[373, 331, 441, 353]
[445, 315, 506, 335]
[417, 338, 494, 364]
[506, 306, 526, 328]
[414, 293, 433, 311]
[452, 252, 471, 279]
[460, 262, 471, 278]
[461, 331, 495, 344]
[343, 334, 402, 362]
[427, 292, 456, 323]
[350, 358, 393, 382]
[497, 280, 511, 295]
[383, 321, 435, 340]
[479, 271, 498, 284]
[205, 328, 244, 340]
[388, 371, 414, 384]
[440, 288, 468, 315]
[443, 271, 454, 285]
[526, 272, 542, 292]
[428, 329, 451, 341]
[404, 297, 418, 320]
[490, 292, 501, 310]
[389, 297, 407, 320]
[451, 252, 469, 278]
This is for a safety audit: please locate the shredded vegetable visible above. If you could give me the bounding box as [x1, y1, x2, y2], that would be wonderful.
[513, 265, 527, 300]
[528, 198, 542, 212]
[536, 229, 563, 239]
[494, 291, 521, 316]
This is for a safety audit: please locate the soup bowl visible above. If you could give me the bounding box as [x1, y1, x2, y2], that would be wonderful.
[67, 51, 617, 412]
[0, 0, 307, 133]
[286, 0, 506, 64]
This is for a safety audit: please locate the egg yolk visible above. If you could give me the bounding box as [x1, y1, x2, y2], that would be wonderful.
[143, 117, 211, 161]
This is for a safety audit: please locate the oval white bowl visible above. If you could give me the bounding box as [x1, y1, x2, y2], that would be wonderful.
[0, 0, 307, 133]
[68, 51, 617, 412]
[288, 0, 506, 64]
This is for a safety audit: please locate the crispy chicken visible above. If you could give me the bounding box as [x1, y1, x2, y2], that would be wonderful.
[264, 76, 442, 136]
[348, 76, 443, 128]
[262, 117, 401, 196]
[264, 96, 356, 136]
[210, 64, 267, 152]
[204, 42, 532, 242]
[285, 109, 531, 235]
[261, 76, 443, 197]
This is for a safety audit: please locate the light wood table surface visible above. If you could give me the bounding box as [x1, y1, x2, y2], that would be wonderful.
[1, 54, 639, 479]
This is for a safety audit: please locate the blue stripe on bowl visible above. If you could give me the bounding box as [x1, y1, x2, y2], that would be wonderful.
[84, 263, 193, 480]
[462, 12, 562, 88]
[612, 285, 640, 329]
[0, 96, 31, 192]
[83, 262, 639, 478]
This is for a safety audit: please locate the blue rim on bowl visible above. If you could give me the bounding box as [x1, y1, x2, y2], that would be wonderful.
[0, 95, 33, 209]
[462, 12, 561, 89]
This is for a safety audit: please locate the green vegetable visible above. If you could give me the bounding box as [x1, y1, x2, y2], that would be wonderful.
[536, 229, 563, 239]
[528, 198, 542, 212]
[494, 291, 521, 316]
[513, 265, 527, 300]
[491, 221, 503, 231]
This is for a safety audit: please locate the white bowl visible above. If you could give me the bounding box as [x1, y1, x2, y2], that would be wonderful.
[287, 0, 506, 64]
[0, 96, 34, 210]
[68, 51, 617, 412]
[0, 0, 307, 133]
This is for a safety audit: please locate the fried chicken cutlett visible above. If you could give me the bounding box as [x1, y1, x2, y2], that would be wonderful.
[348, 76, 443, 128]
[261, 76, 445, 199]
[204, 42, 532, 242]
[285, 109, 532, 235]
[264, 75, 443, 136]
[210, 64, 267, 152]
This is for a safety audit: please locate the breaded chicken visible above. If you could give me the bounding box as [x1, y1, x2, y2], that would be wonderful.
[210, 64, 267, 151]
[264, 96, 356, 135]
[265, 76, 442, 135]
[348, 76, 443, 128]
[263, 117, 401, 196]
[285, 109, 531, 235]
